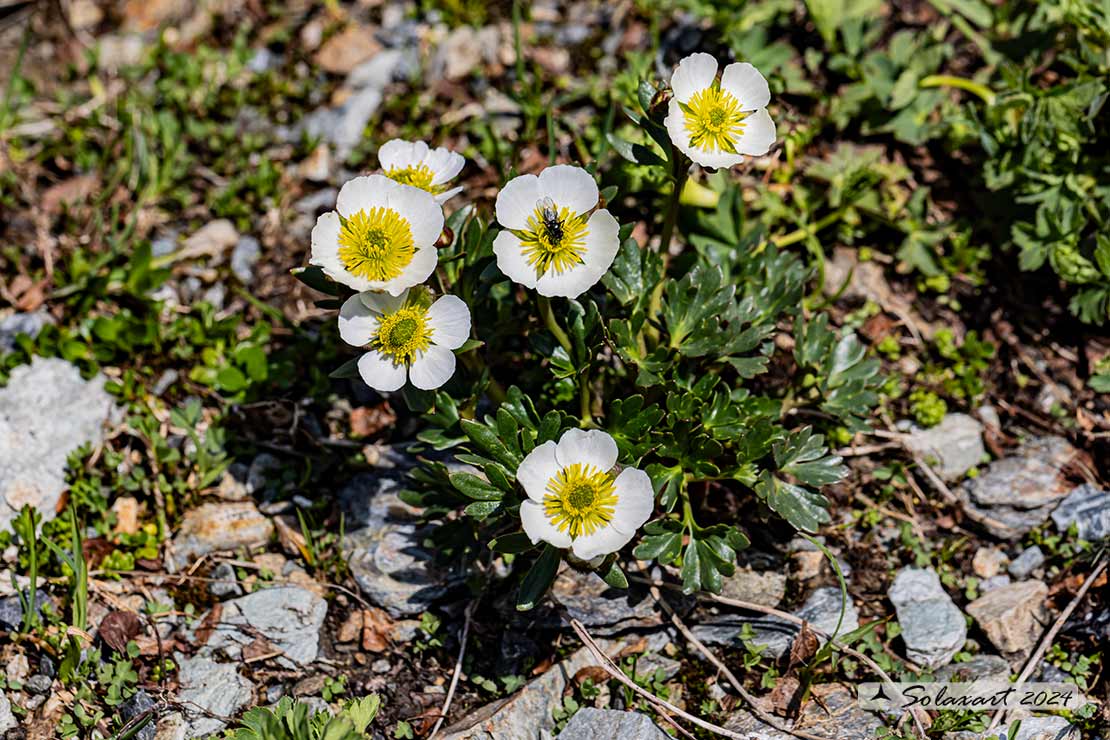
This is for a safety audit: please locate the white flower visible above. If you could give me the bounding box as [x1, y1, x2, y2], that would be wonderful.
[492, 165, 620, 298]
[378, 138, 466, 204]
[311, 174, 443, 296]
[338, 289, 471, 392]
[663, 52, 776, 170]
[516, 429, 654, 560]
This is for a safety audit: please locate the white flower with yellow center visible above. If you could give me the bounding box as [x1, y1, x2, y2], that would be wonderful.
[338, 289, 471, 392]
[492, 165, 620, 298]
[311, 175, 443, 296]
[663, 52, 776, 170]
[517, 429, 654, 560]
[379, 139, 466, 204]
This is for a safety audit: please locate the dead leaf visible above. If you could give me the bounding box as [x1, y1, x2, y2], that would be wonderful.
[769, 674, 803, 718]
[82, 537, 115, 570]
[572, 665, 610, 686]
[42, 174, 99, 214]
[362, 607, 394, 652]
[99, 610, 143, 654]
[350, 402, 396, 438]
[273, 515, 308, 559]
[337, 611, 363, 643]
[314, 25, 382, 74]
[194, 603, 223, 646]
[242, 635, 277, 662]
[788, 622, 820, 669]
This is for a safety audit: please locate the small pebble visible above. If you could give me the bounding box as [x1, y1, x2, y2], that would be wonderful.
[371, 659, 391, 674]
[25, 674, 53, 695]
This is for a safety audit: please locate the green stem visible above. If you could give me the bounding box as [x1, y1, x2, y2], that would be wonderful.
[919, 74, 996, 105]
[646, 157, 689, 345]
[578, 368, 594, 427]
[772, 209, 845, 248]
[461, 352, 508, 404]
[536, 295, 573, 354]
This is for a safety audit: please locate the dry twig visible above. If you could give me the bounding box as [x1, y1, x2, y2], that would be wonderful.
[428, 600, 476, 739]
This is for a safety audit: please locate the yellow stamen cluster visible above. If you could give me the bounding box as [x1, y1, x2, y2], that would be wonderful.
[338, 207, 415, 282]
[519, 203, 588, 277]
[682, 84, 750, 153]
[371, 304, 432, 365]
[543, 463, 617, 539]
[386, 164, 441, 193]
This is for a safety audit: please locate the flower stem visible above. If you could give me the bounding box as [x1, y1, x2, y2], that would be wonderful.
[772, 209, 844, 248]
[578, 368, 594, 427]
[646, 156, 689, 346]
[536, 295, 573, 354]
[919, 74, 996, 105]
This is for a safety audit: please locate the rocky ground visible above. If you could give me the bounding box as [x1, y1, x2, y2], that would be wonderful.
[1, 1, 1109, 740]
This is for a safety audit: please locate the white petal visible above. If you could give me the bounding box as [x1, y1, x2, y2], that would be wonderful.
[670, 52, 718, 103]
[387, 184, 444, 248]
[310, 212, 374, 292]
[338, 294, 379, 347]
[570, 524, 632, 560]
[336, 174, 393, 218]
[426, 295, 471, 350]
[357, 349, 407, 392]
[378, 139, 428, 171]
[425, 148, 465, 185]
[610, 468, 655, 535]
[495, 174, 542, 230]
[534, 209, 620, 298]
[520, 500, 572, 549]
[734, 108, 776, 157]
[434, 186, 464, 204]
[516, 441, 559, 502]
[537, 165, 598, 217]
[720, 62, 771, 111]
[555, 429, 618, 472]
[665, 100, 745, 170]
[359, 290, 407, 315]
[408, 344, 456, 390]
[493, 230, 538, 288]
[379, 246, 437, 296]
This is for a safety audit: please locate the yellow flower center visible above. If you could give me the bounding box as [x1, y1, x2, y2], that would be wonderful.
[681, 84, 751, 153]
[372, 304, 432, 365]
[337, 207, 415, 283]
[543, 463, 618, 539]
[386, 164, 444, 194]
[519, 199, 589, 277]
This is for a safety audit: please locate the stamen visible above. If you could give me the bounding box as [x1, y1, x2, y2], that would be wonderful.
[543, 463, 618, 539]
[386, 164, 442, 193]
[338, 207, 416, 282]
[518, 199, 589, 277]
[681, 84, 751, 153]
[372, 304, 432, 365]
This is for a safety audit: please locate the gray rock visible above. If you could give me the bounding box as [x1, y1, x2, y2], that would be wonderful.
[548, 568, 661, 635]
[957, 436, 1079, 540]
[169, 501, 274, 571]
[724, 683, 883, 739]
[440, 646, 599, 740]
[1008, 546, 1045, 580]
[934, 654, 1012, 683]
[720, 565, 787, 608]
[972, 547, 1009, 578]
[202, 585, 327, 667]
[557, 708, 669, 739]
[175, 653, 253, 736]
[692, 587, 859, 659]
[293, 188, 338, 216]
[633, 653, 682, 682]
[1051, 484, 1110, 541]
[208, 562, 241, 598]
[0, 590, 50, 631]
[889, 567, 967, 669]
[230, 236, 261, 285]
[0, 357, 117, 532]
[0, 311, 53, 352]
[904, 413, 985, 481]
[967, 580, 1049, 661]
[0, 691, 16, 734]
[998, 716, 1081, 740]
[120, 689, 157, 740]
[24, 674, 52, 695]
[341, 474, 455, 617]
[980, 575, 1012, 593]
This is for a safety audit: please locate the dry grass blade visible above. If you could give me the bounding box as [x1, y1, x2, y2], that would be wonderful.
[427, 600, 476, 739]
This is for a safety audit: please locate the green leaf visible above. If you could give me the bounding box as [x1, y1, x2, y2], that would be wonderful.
[291, 266, 340, 296]
[329, 357, 361, 379]
[598, 558, 629, 589]
[450, 472, 504, 501]
[517, 545, 561, 611]
[755, 472, 831, 533]
[490, 532, 535, 553]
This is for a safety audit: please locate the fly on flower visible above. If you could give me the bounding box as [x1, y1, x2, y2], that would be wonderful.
[492, 165, 620, 298]
[338, 288, 471, 392]
[378, 139, 466, 204]
[516, 429, 654, 560]
[663, 52, 776, 169]
[310, 175, 443, 296]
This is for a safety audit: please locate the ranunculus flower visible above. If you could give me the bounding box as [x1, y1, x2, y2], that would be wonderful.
[379, 138, 466, 204]
[664, 52, 776, 169]
[516, 429, 653, 560]
[311, 175, 442, 296]
[492, 165, 620, 298]
[338, 289, 471, 392]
